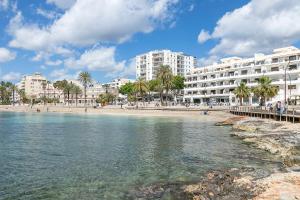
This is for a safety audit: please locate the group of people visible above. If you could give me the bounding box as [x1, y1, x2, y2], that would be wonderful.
[268, 101, 287, 114]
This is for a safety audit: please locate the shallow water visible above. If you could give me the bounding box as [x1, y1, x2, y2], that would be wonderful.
[0, 112, 281, 199]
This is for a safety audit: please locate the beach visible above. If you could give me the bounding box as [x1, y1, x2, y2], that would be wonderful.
[0, 105, 231, 121]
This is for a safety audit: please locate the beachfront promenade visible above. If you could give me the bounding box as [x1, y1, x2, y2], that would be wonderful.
[229, 106, 300, 123]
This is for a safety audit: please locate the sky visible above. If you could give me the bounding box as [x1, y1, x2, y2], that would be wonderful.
[0, 0, 300, 83]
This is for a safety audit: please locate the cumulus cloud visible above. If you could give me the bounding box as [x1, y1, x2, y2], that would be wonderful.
[46, 0, 76, 10]
[1, 72, 21, 81]
[45, 59, 62, 66]
[36, 8, 59, 19]
[49, 68, 80, 80]
[65, 46, 125, 73]
[0, 47, 16, 63]
[199, 0, 300, 56]
[8, 0, 179, 51]
[197, 30, 211, 44]
[0, 0, 9, 10]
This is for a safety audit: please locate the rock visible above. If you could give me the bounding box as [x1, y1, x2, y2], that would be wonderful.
[215, 116, 245, 126]
[232, 124, 258, 132]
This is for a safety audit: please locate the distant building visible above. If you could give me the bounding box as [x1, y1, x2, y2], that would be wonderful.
[136, 50, 197, 80]
[104, 78, 135, 89]
[17, 72, 61, 100]
[184, 46, 300, 105]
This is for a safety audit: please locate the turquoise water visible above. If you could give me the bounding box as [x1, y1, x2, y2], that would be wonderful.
[0, 112, 280, 199]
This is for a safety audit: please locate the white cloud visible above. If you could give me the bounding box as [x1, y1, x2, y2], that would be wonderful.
[0, 0, 9, 10]
[36, 8, 58, 19]
[1, 72, 21, 81]
[65, 46, 125, 73]
[118, 58, 136, 78]
[8, 0, 179, 51]
[46, 0, 76, 9]
[199, 0, 300, 56]
[0, 47, 16, 63]
[197, 30, 211, 44]
[45, 59, 62, 66]
[49, 69, 79, 80]
[188, 4, 194, 12]
[197, 55, 219, 67]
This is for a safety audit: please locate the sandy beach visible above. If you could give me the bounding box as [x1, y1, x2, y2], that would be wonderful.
[0, 105, 232, 121]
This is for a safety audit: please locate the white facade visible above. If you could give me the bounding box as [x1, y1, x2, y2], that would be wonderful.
[184, 46, 300, 105]
[104, 78, 135, 89]
[136, 50, 196, 80]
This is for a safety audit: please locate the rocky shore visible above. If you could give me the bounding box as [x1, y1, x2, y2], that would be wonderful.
[129, 116, 300, 200]
[217, 116, 300, 167]
[214, 116, 300, 200]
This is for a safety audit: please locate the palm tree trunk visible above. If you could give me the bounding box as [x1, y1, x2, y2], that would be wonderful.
[76, 94, 78, 107]
[84, 86, 87, 112]
[239, 97, 243, 106]
[12, 89, 15, 106]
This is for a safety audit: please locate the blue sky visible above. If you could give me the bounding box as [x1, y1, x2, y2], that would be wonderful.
[0, 0, 300, 83]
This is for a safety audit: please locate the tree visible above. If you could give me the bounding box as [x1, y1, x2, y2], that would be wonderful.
[233, 82, 251, 106]
[252, 76, 279, 106]
[119, 82, 135, 96]
[42, 81, 47, 105]
[134, 78, 148, 104]
[156, 65, 173, 105]
[78, 72, 92, 109]
[9, 84, 18, 106]
[18, 89, 29, 104]
[0, 81, 13, 105]
[71, 85, 82, 107]
[63, 82, 74, 106]
[54, 80, 69, 104]
[171, 75, 185, 103]
[97, 93, 116, 106]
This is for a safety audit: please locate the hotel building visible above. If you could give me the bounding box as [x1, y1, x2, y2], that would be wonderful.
[136, 50, 197, 80]
[17, 72, 62, 99]
[184, 46, 300, 105]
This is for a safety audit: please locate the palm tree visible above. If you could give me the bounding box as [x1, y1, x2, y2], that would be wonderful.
[233, 82, 251, 106]
[78, 72, 92, 110]
[156, 65, 173, 105]
[64, 82, 74, 106]
[54, 80, 69, 105]
[18, 89, 27, 105]
[252, 76, 279, 106]
[134, 78, 148, 105]
[9, 84, 18, 106]
[42, 81, 47, 105]
[72, 85, 82, 107]
[171, 75, 185, 104]
[47, 81, 51, 99]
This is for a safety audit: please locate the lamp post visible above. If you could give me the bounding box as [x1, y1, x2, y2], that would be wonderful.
[284, 60, 290, 104]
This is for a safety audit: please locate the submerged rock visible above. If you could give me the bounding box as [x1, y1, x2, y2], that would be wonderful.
[218, 116, 300, 167]
[215, 116, 245, 126]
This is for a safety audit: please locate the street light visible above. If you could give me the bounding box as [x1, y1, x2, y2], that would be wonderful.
[284, 60, 291, 104]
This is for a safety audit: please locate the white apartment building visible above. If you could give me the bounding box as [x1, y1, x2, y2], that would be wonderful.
[184, 46, 300, 105]
[136, 50, 197, 80]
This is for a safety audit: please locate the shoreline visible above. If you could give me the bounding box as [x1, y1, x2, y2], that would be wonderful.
[0, 105, 232, 122]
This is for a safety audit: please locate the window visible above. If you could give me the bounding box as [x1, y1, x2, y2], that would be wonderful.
[289, 56, 297, 61]
[271, 67, 279, 72]
[272, 58, 279, 63]
[241, 70, 248, 75]
[255, 69, 261, 73]
[288, 85, 296, 90]
[289, 65, 297, 70]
